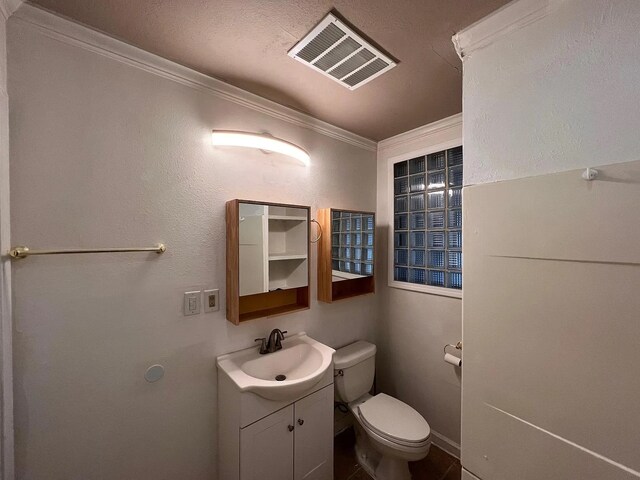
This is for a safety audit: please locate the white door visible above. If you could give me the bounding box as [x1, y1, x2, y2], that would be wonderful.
[462, 169, 640, 479]
[240, 405, 294, 480]
[293, 385, 333, 480]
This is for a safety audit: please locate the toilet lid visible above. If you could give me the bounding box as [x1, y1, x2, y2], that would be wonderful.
[357, 394, 430, 445]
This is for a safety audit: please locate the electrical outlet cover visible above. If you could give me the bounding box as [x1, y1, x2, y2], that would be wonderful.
[203, 289, 219, 312]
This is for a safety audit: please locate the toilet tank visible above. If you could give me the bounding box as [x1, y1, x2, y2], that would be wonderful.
[334, 341, 376, 403]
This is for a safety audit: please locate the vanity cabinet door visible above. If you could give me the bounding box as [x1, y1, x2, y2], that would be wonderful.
[240, 405, 294, 480]
[293, 385, 334, 480]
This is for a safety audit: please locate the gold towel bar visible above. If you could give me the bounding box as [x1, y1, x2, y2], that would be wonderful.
[9, 244, 166, 259]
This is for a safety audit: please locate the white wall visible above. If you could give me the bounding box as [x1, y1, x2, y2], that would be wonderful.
[461, 0, 640, 185]
[459, 0, 640, 479]
[7, 8, 377, 480]
[376, 115, 463, 454]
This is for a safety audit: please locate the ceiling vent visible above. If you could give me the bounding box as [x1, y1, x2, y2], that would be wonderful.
[288, 13, 397, 90]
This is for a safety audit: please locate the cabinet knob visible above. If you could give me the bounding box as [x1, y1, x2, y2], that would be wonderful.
[288, 425, 294, 432]
[297, 418, 304, 426]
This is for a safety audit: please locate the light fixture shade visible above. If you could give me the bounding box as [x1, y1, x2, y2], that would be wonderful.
[211, 130, 310, 166]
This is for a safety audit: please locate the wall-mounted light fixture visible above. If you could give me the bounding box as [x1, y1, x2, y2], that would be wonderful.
[211, 130, 310, 166]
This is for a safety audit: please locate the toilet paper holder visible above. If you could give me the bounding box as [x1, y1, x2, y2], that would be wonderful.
[443, 341, 462, 354]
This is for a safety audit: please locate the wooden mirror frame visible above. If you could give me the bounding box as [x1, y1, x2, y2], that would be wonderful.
[316, 208, 375, 303]
[226, 199, 310, 324]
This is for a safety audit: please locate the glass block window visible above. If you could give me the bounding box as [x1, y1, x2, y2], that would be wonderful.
[393, 146, 462, 290]
[332, 211, 375, 276]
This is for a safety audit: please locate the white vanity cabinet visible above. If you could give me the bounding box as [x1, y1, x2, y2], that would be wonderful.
[218, 366, 335, 480]
[240, 385, 333, 480]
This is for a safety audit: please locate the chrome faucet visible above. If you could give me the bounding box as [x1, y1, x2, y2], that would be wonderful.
[255, 329, 287, 354]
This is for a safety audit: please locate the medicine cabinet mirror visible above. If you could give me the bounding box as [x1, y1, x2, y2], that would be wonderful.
[317, 208, 375, 302]
[226, 200, 310, 324]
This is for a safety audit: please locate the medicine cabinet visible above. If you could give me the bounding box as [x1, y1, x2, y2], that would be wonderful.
[226, 200, 310, 324]
[316, 208, 375, 302]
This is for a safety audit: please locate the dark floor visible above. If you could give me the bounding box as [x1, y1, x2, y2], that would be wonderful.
[335, 427, 461, 480]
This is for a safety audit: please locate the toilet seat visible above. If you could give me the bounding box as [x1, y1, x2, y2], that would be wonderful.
[357, 393, 431, 448]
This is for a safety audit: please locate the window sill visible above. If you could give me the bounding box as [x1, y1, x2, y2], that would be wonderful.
[388, 280, 462, 299]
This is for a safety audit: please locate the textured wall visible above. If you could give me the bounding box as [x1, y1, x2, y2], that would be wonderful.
[8, 16, 376, 480]
[376, 119, 463, 451]
[463, 0, 640, 185]
[461, 0, 640, 478]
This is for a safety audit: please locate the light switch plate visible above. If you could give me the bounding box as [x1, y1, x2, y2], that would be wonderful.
[203, 289, 219, 313]
[183, 291, 201, 316]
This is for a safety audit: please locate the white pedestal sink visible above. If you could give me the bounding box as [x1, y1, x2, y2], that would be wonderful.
[216, 332, 335, 401]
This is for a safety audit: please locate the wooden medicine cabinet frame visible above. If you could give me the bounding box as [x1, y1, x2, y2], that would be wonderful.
[226, 199, 310, 324]
[317, 208, 375, 303]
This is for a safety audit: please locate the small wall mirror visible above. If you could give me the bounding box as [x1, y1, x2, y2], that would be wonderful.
[317, 208, 375, 302]
[226, 200, 310, 324]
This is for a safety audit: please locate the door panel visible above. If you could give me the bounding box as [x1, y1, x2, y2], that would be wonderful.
[462, 164, 640, 480]
[240, 405, 294, 480]
[294, 385, 333, 480]
[239, 208, 268, 296]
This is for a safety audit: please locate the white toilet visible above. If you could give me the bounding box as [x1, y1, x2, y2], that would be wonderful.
[334, 340, 431, 480]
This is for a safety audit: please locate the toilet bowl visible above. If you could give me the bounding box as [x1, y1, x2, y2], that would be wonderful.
[334, 341, 431, 480]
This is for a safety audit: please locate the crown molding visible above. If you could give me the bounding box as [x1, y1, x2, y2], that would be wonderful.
[12, 2, 377, 152]
[377, 113, 462, 151]
[452, 0, 556, 60]
[0, 0, 22, 20]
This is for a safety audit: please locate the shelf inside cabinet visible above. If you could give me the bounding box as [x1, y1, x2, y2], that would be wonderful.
[238, 287, 310, 323]
[331, 269, 364, 281]
[269, 256, 308, 291]
[268, 215, 307, 221]
[268, 254, 307, 261]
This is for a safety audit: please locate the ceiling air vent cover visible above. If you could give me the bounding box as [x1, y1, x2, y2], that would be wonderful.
[288, 13, 397, 90]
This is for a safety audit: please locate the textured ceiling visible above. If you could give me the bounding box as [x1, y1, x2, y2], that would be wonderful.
[29, 0, 510, 141]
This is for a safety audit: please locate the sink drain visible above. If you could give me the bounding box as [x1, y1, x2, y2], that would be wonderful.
[275, 374, 286, 381]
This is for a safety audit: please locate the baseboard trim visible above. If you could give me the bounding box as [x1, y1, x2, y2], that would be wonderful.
[430, 430, 461, 459]
[462, 468, 482, 480]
